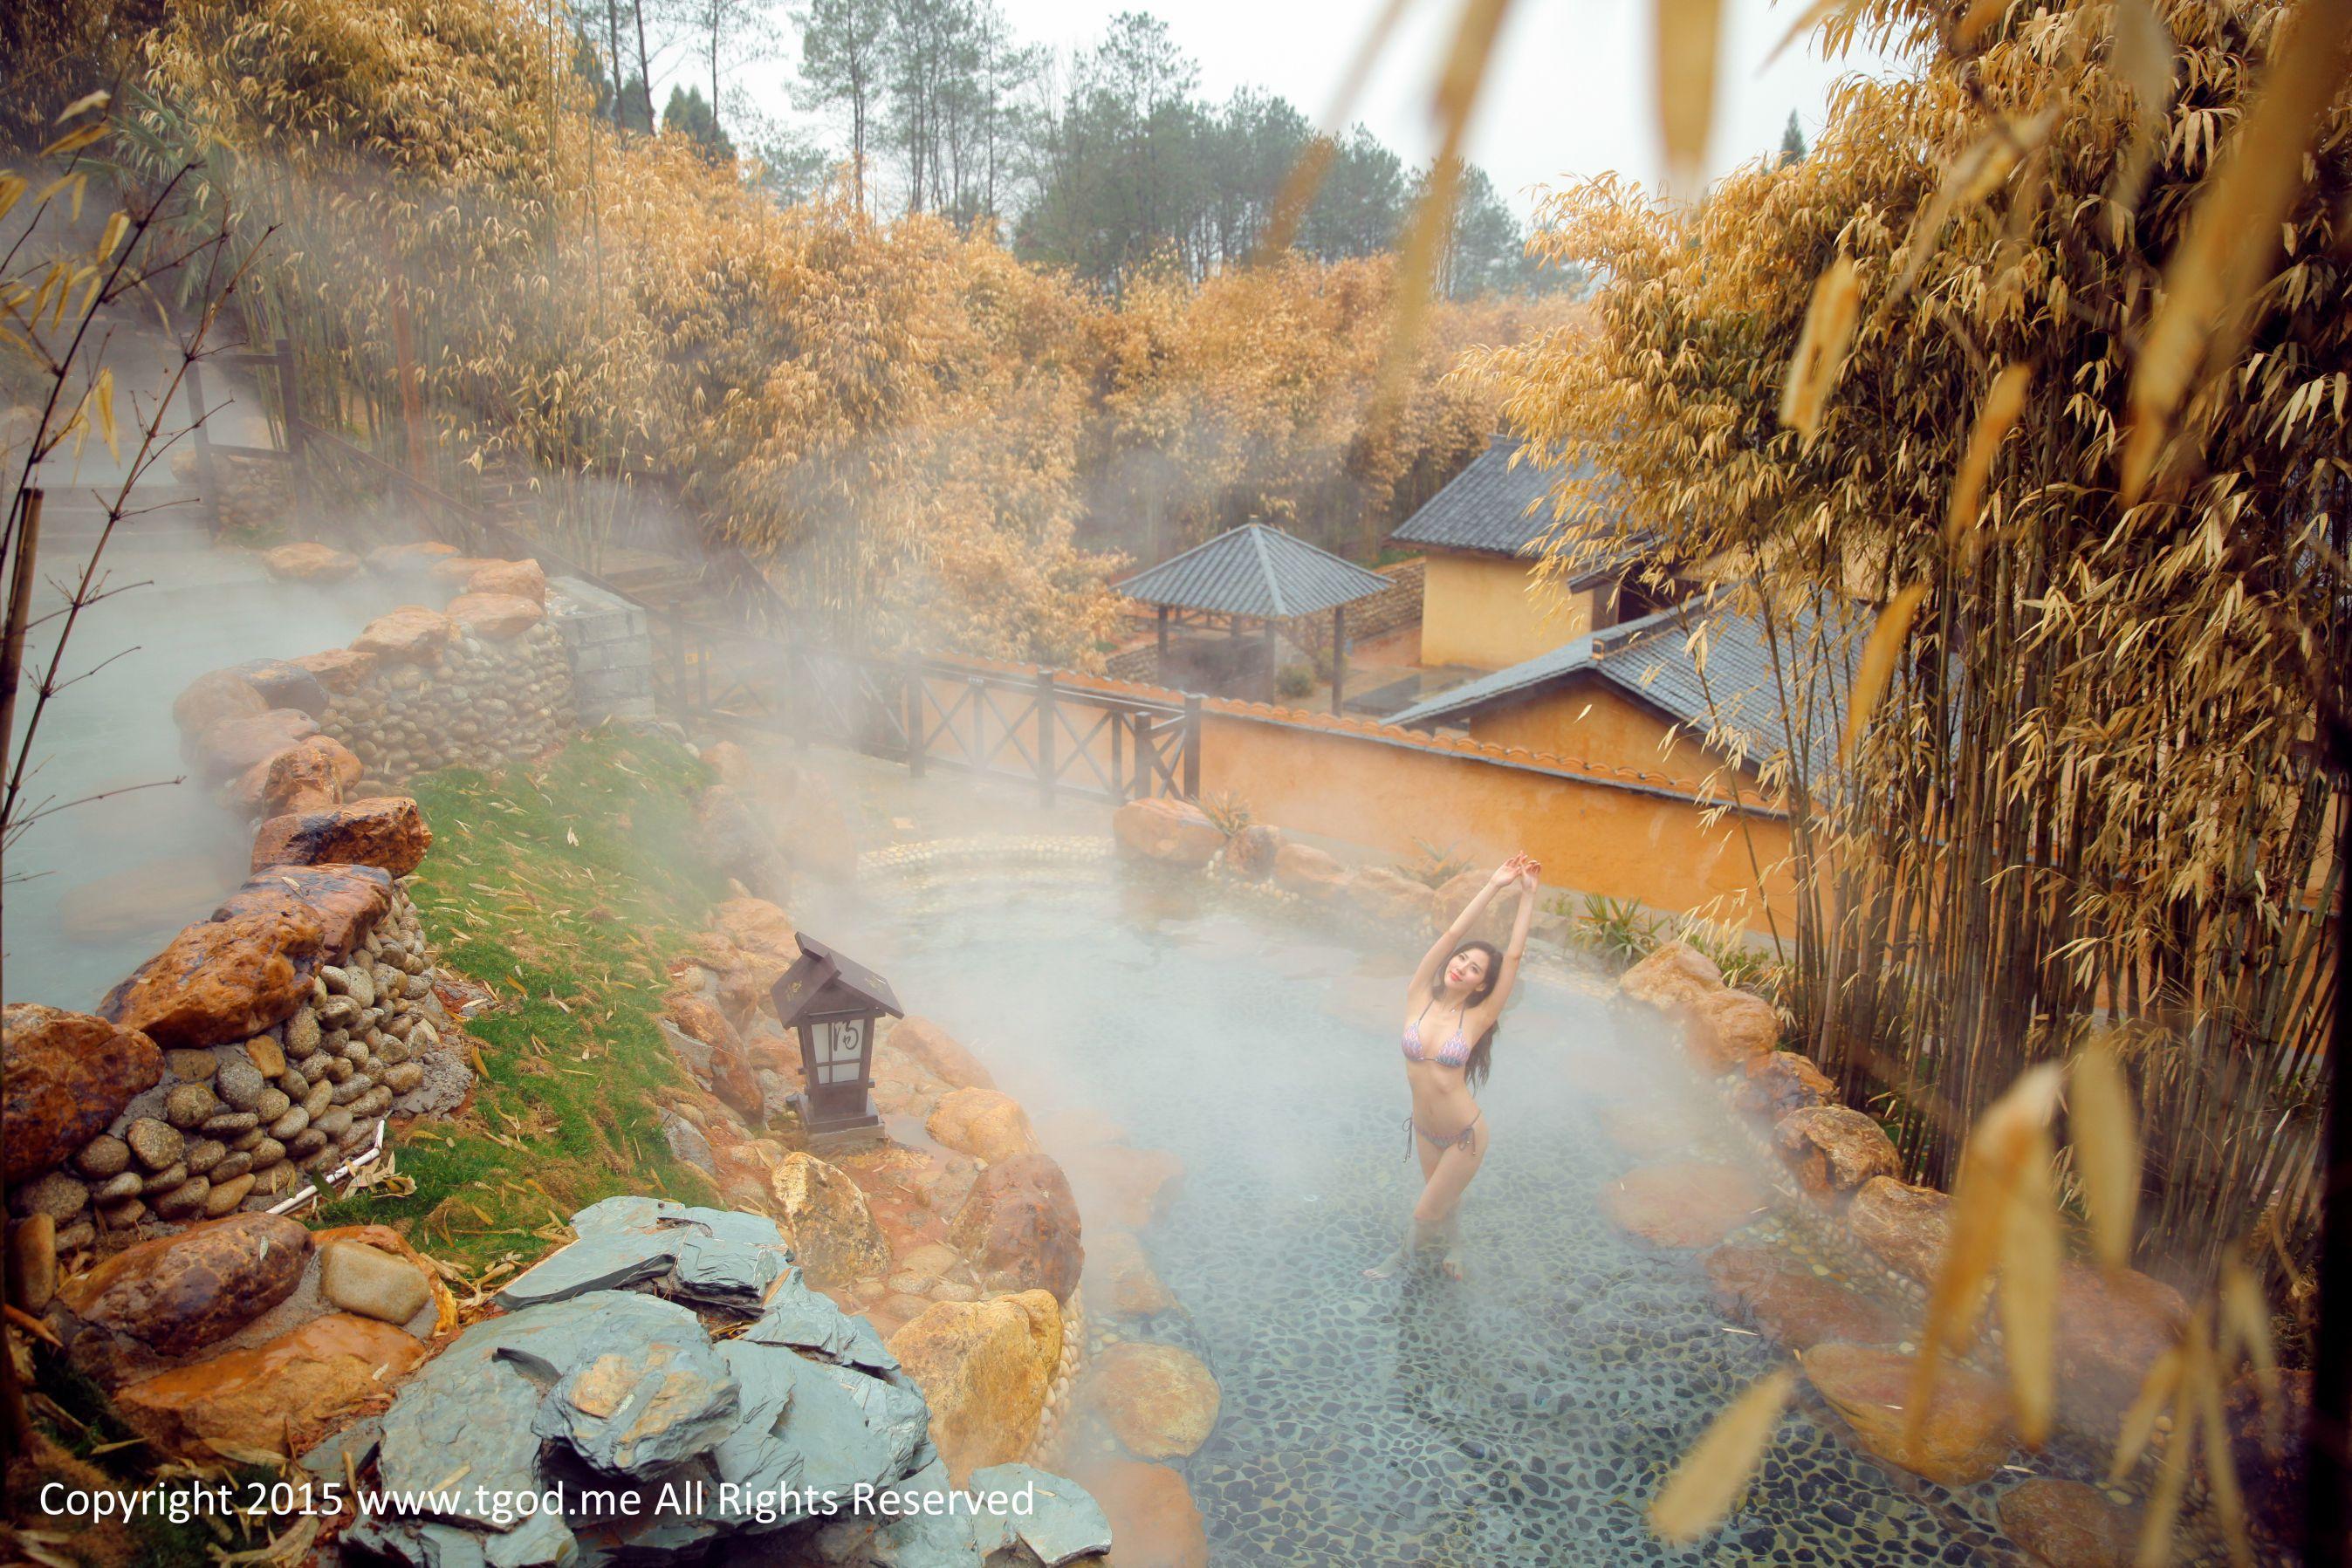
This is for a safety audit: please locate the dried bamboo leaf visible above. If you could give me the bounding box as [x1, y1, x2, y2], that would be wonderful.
[2069, 1034, 2142, 1270]
[1649, 1367, 1795, 1544]
[1779, 255, 1861, 446]
[1907, 1065, 2061, 1448]
[2132, 1366, 2194, 1568]
[2105, 0, 2177, 232]
[1946, 364, 2032, 555]
[2000, 1126, 2063, 1447]
[2109, 1344, 2183, 1481]
[1956, 0, 2010, 47]
[1841, 582, 1927, 763]
[2188, 1311, 2254, 1568]
[1657, 0, 1725, 190]
[2122, 0, 2352, 501]
[2218, 1256, 2284, 1447]
[1892, 111, 2054, 299]
[1765, 0, 1860, 65]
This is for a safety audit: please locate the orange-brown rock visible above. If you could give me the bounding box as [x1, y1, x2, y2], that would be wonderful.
[1737, 1051, 1837, 1122]
[664, 992, 742, 1053]
[312, 1223, 454, 1334]
[1803, 1341, 2012, 1487]
[1703, 1243, 1905, 1351]
[885, 1017, 995, 1092]
[950, 1150, 1083, 1302]
[1069, 1458, 1207, 1568]
[3, 1005, 163, 1181]
[1084, 1340, 1221, 1461]
[1687, 987, 1781, 1072]
[1617, 940, 1724, 1011]
[1272, 840, 1347, 899]
[1063, 1142, 1184, 1229]
[195, 709, 319, 780]
[464, 558, 548, 604]
[927, 1087, 1040, 1166]
[363, 540, 459, 573]
[443, 591, 543, 640]
[250, 796, 431, 876]
[351, 606, 455, 664]
[1087, 1226, 1176, 1318]
[771, 1152, 892, 1284]
[1112, 798, 1225, 867]
[291, 647, 379, 695]
[1996, 1478, 2134, 1568]
[1774, 1106, 1902, 1199]
[1217, 824, 1280, 880]
[173, 670, 266, 736]
[1846, 1177, 1953, 1286]
[222, 659, 328, 716]
[259, 541, 360, 581]
[58, 1214, 312, 1359]
[229, 736, 363, 817]
[213, 863, 393, 954]
[2054, 1262, 2188, 1433]
[700, 740, 752, 786]
[1346, 866, 1443, 928]
[1432, 868, 1513, 943]
[709, 1043, 766, 1125]
[886, 1291, 1061, 1485]
[113, 1312, 426, 1456]
[715, 896, 799, 963]
[101, 907, 325, 1049]
[1598, 1162, 1765, 1248]
[425, 554, 503, 585]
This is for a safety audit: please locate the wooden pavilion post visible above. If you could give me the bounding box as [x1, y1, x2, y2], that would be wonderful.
[1331, 603, 1347, 716]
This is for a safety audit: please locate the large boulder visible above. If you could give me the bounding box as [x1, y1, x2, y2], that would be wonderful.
[1597, 1161, 1766, 1248]
[3, 1005, 164, 1181]
[1083, 1341, 1221, 1461]
[1617, 940, 1723, 1009]
[260, 541, 360, 581]
[950, 1150, 1085, 1302]
[1686, 987, 1781, 1072]
[443, 591, 543, 641]
[769, 1152, 892, 1284]
[172, 670, 266, 736]
[466, 558, 547, 604]
[1996, 1478, 2135, 1568]
[56, 1213, 312, 1364]
[291, 647, 379, 695]
[1846, 1177, 1953, 1286]
[1803, 1342, 2012, 1487]
[1062, 1141, 1185, 1229]
[223, 658, 330, 716]
[1070, 1457, 1208, 1568]
[113, 1312, 428, 1456]
[1112, 798, 1225, 867]
[1085, 1226, 1176, 1318]
[2054, 1262, 2188, 1434]
[228, 735, 362, 817]
[100, 907, 326, 1049]
[363, 540, 458, 573]
[886, 1016, 996, 1092]
[927, 1086, 1041, 1165]
[212, 863, 394, 954]
[1272, 840, 1347, 899]
[350, 606, 456, 664]
[1702, 1243, 1904, 1351]
[194, 709, 319, 779]
[1773, 1106, 1902, 1199]
[250, 796, 432, 876]
[1217, 824, 1280, 880]
[886, 1290, 1062, 1484]
[1737, 1051, 1837, 1122]
[1345, 866, 1442, 928]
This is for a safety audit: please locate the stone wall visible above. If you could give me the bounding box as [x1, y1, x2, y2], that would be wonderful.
[548, 576, 658, 725]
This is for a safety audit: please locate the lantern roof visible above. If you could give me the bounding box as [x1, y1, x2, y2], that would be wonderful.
[771, 934, 904, 1027]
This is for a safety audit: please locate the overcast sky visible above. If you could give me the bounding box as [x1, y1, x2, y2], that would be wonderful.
[723, 0, 1907, 221]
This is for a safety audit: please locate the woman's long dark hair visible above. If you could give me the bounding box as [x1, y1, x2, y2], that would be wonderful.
[1430, 939, 1504, 1092]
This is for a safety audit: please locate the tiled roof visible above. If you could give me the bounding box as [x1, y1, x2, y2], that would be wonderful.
[1389, 435, 1634, 564]
[1114, 523, 1394, 619]
[1389, 600, 1841, 770]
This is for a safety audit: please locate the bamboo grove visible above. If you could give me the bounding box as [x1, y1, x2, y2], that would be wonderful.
[1476, 0, 2350, 1291]
[84, 0, 1564, 667]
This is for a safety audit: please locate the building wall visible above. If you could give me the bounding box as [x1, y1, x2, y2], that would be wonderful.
[1462, 682, 1725, 786]
[1195, 708, 1796, 932]
[1419, 551, 1591, 669]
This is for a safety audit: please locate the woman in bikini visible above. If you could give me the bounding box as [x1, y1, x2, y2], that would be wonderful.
[1366, 853, 1539, 1282]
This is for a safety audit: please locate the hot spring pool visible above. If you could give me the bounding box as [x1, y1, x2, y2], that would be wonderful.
[825, 847, 2074, 1568]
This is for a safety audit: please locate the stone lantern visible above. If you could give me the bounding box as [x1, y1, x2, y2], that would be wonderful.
[770, 935, 902, 1146]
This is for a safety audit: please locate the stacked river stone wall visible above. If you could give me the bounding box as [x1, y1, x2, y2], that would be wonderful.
[316, 615, 573, 786]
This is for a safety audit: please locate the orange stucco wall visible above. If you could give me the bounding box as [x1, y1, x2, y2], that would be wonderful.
[1463, 682, 1729, 787]
[1196, 709, 1796, 933]
[1419, 551, 1591, 670]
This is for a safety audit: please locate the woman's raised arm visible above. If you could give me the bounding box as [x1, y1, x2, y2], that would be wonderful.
[1474, 866, 1541, 1024]
[1410, 858, 1526, 995]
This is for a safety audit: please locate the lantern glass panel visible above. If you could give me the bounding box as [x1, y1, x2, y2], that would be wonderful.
[814, 1017, 867, 1085]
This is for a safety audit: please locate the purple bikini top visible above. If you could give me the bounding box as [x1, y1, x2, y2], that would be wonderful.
[1402, 1002, 1472, 1067]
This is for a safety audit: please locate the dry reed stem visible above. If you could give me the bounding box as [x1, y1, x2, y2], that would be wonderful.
[2068, 1034, 2142, 1270]
[2122, 0, 2352, 500]
[1647, 1368, 1795, 1544]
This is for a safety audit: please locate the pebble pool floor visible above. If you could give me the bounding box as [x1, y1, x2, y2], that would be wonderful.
[835, 853, 2131, 1568]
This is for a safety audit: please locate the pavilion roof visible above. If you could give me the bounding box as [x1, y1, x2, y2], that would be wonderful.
[1115, 523, 1393, 620]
